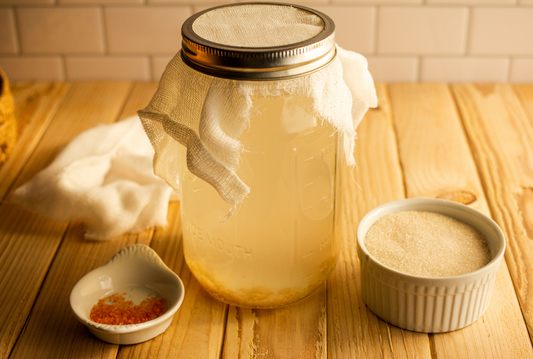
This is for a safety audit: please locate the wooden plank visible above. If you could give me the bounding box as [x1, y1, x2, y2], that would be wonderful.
[17, 228, 152, 359]
[116, 84, 225, 359]
[118, 82, 159, 121]
[391, 83, 532, 358]
[8, 82, 183, 359]
[215, 90, 404, 358]
[0, 82, 70, 199]
[222, 287, 327, 359]
[451, 83, 533, 347]
[513, 85, 533, 121]
[117, 202, 228, 359]
[10, 82, 131, 187]
[327, 83, 432, 359]
[3, 82, 132, 359]
[389, 84, 485, 210]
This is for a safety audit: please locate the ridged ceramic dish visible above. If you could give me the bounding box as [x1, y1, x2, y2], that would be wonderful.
[70, 244, 185, 344]
[357, 198, 505, 333]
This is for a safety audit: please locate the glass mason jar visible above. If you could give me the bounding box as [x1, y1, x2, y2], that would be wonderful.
[177, 3, 342, 308]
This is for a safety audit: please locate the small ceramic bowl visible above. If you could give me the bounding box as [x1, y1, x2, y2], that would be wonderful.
[70, 244, 185, 344]
[357, 198, 505, 333]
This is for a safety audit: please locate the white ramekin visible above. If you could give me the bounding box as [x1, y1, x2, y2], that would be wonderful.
[357, 198, 506, 333]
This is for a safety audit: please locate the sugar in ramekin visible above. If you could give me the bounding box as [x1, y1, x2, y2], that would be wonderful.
[357, 198, 506, 333]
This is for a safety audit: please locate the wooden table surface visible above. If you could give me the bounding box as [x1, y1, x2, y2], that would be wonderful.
[1, 82, 533, 359]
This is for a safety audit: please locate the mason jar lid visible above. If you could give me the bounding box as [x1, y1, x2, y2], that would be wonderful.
[181, 2, 336, 80]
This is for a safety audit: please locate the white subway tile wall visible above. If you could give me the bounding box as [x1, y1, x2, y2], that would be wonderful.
[104, 7, 191, 53]
[510, 58, 533, 82]
[0, 0, 532, 82]
[0, 8, 17, 54]
[0, 57, 64, 80]
[378, 7, 469, 55]
[65, 56, 151, 80]
[367, 56, 419, 82]
[18, 8, 105, 54]
[152, 54, 174, 79]
[469, 8, 533, 55]
[420, 57, 509, 82]
[314, 6, 375, 53]
[0, 0, 54, 4]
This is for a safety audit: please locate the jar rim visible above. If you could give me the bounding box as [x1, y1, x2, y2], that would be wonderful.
[181, 2, 336, 80]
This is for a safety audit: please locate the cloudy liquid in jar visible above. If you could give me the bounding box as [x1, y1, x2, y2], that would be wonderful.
[178, 95, 341, 308]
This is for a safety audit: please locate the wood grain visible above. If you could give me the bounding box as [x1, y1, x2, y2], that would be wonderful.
[0, 82, 70, 199]
[513, 85, 533, 122]
[389, 83, 484, 210]
[451, 84, 533, 346]
[512, 84, 533, 247]
[8, 82, 172, 359]
[2, 82, 533, 359]
[11, 227, 152, 359]
[4, 82, 132, 359]
[222, 286, 327, 359]
[116, 84, 228, 358]
[118, 202, 228, 359]
[118, 82, 158, 121]
[390, 83, 532, 358]
[327, 83, 432, 359]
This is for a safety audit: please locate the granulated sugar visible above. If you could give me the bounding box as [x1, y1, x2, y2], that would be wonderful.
[364, 211, 491, 277]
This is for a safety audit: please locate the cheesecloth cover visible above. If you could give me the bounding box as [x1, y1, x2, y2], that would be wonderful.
[138, 3, 377, 207]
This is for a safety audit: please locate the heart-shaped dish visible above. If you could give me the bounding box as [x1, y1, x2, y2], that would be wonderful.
[70, 244, 185, 344]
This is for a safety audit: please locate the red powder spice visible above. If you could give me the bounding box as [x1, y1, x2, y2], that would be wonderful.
[90, 292, 167, 325]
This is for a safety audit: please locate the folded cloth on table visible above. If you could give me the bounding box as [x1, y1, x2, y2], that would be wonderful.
[9, 115, 178, 241]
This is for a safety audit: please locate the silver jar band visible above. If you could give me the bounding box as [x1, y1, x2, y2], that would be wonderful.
[181, 2, 336, 80]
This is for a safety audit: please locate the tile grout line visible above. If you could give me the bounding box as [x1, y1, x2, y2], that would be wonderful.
[100, 5, 108, 56]
[2, 2, 533, 82]
[60, 54, 66, 81]
[12, 5, 21, 56]
[148, 55, 154, 82]
[416, 56, 422, 82]
[506, 56, 513, 83]
[373, 5, 379, 57]
[463, 5, 472, 57]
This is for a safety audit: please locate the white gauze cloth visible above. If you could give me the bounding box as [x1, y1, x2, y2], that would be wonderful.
[10, 116, 177, 241]
[138, 46, 377, 208]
